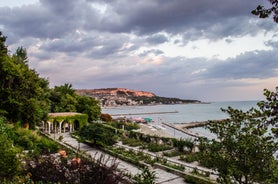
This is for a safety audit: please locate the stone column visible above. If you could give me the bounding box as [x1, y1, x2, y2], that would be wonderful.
[48, 121, 51, 134]
[59, 121, 62, 134]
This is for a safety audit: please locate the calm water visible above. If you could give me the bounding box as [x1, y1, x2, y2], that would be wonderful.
[102, 101, 259, 139]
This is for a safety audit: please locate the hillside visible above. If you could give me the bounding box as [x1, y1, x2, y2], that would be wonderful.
[75, 88, 201, 107]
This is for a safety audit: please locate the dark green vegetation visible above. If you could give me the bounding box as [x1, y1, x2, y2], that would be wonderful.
[50, 83, 101, 122]
[0, 116, 59, 182]
[131, 95, 200, 105]
[0, 32, 101, 128]
[133, 167, 157, 184]
[79, 123, 118, 146]
[198, 87, 278, 184]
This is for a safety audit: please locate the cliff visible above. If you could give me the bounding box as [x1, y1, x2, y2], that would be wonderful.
[75, 88, 200, 107]
[76, 88, 155, 98]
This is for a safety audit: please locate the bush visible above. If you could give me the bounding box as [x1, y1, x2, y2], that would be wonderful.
[133, 167, 156, 184]
[184, 174, 214, 184]
[179, 153, 200, 163]
[79, 123, 118, 146]
[36, 137, 59, 154]
[163, 150, 182, 157]
[121, 137, 144, 147]
[147, 143, 172, 152]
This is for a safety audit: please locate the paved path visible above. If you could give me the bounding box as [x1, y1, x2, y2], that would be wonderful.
[58, 133, 187, 184]
[115, 142, 218, 181]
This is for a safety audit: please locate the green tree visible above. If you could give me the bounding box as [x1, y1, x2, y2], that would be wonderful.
[50, 83, 77, 112]
[199, 88, 278, 184]
[50, 83, 101, 122]
[79, 123, 117, 146]
[252, 0, 278, 23]
[0, 33, 50, 128]
[76, 95, 101, 122]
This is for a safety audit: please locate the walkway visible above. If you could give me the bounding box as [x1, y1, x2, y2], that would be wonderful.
[115, 142, 218, 181]
[57, 133, 187, 184]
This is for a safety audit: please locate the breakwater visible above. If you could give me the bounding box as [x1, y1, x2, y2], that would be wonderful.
[162, 119, 226, 138]
[162, 122, 200, 138]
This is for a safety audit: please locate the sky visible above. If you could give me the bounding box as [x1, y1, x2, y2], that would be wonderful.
[0, 0, 277, 102]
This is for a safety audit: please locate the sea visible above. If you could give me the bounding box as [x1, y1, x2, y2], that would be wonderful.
[102, 101, 259, 140]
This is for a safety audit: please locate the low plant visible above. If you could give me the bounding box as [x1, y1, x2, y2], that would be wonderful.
[121, 137, 144, 147]
[147, 143, 172, 152]
[179, 153, 200, 163]
[133, 167, 156, 184]
[160, 161, 185, 171]
[184, 174, 214, 184]
[163, 150, 182, 157]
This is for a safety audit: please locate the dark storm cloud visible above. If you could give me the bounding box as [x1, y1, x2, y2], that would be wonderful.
[145, 34, 169, 45]
[1, 0, 272, 42]
[202, 49, 278, 79]
[99, 0, 271, 37]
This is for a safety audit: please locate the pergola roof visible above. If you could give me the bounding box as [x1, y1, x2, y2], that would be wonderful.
[48, 112, 83, 118]
[47, 112, 88, 126]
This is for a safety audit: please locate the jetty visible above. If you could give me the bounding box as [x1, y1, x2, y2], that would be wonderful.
[162, 119, 226, 138]
[110, 110, 178, 116]
[162, 122, 201, 138]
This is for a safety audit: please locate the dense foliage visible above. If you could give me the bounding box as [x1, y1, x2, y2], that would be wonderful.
[0, 117, 20, 180]
[0, 32, 101, 127]
[0, 32, 50, 129]
[131, 95, 200, 105]
[50, 83, 101, 122]
[79, 123, 118, 146]
[199, 87, 278, 184]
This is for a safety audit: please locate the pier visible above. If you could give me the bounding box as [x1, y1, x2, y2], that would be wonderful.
[162, 119, 226, 138]
[162, 122, 201, 138]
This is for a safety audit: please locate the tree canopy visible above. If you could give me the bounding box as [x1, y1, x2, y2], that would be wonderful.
[199, 87, 278, 184]
[49, 83, 101, 122]
[0, 32, 50, 129]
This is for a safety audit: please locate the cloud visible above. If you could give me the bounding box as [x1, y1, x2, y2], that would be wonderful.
[202, 49, 278, 80]
[0, 0, 277, 101]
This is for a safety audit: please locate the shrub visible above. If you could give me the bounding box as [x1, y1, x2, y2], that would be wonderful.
[36, 137, 59, 154]
[147, 143, 172, 152]
[184, 174, 214, 184]
[179, 153, 200, 163]
[121, 137, 144, 147]
[133, 167, 156, 184]
[163, 150, 182, 157]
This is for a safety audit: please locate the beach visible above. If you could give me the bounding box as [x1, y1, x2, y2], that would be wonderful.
[136, 123, 174, 138]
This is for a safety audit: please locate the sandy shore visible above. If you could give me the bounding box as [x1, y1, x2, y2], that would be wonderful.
[137, 123, 174, 138]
